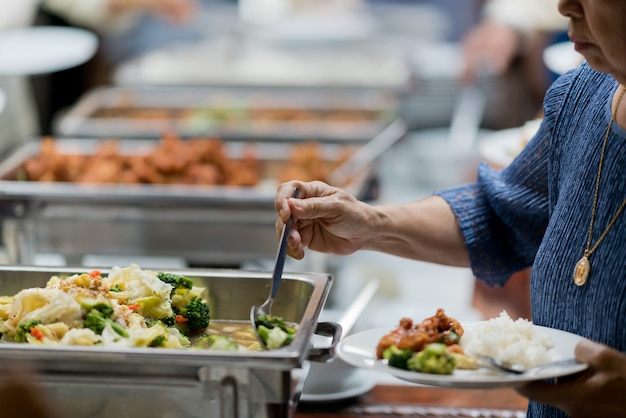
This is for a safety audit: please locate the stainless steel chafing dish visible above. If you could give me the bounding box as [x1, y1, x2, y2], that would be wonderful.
[53, 86, 399, 143]
[0, 265, 337, 418]
[0, 121, 406, 266]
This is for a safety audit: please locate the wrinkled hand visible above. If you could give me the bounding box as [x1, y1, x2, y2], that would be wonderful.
[274, 181, 374, 260]
[516, 339, 626, 417]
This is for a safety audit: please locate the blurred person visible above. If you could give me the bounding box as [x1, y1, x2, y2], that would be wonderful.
[462, 0, 569, 127]
[274, 0, 626, 416]
[23, 0, 200, 134]
[461, 0, 569, 318]
[0, 367, 56, 418]
[463, 0, 567, 80]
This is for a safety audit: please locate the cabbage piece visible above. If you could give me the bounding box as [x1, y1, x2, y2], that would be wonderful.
[60, 328, 101, 346]
[102, 264, 173, 319]
[0, 288, 82, 337]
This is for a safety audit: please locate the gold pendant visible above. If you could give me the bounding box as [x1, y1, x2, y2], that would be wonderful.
[573, 256, 590, 286]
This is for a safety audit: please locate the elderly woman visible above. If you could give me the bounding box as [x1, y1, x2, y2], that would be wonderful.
[274, 0, 626, 416]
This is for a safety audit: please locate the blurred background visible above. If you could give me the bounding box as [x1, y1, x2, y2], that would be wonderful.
[0, 0, 578, 327]
[0, 0, 581, 333]
[0, 0, 587, 414]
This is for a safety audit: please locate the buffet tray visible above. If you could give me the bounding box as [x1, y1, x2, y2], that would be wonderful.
[0, 265, 335, 418]
[54, 86, 398, 143]
[112, 41, 411, 91]
[0, 121, 406, 266]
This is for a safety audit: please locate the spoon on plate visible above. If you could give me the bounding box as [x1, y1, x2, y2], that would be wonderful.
[475, 354, 581, 374]
[251, 186, 300, 349]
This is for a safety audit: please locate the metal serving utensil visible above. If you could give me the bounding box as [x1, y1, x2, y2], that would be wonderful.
[251, 187, 300, 349]
[475, 354, 581, 374]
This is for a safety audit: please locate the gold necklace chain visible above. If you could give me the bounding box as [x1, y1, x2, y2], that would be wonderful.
[573, 85, 626, 286]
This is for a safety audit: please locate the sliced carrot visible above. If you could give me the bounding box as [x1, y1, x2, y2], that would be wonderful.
[175, 315, 189, 323]
[89, 270, 101, 278]
[30, 327, 45, 341]
[127, 303, 140, 311]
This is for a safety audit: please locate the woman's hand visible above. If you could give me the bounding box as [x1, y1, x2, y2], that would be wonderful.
[274, 180, 375, 260]
[516, 339, 626, 417]
[275, 180, 470, 266]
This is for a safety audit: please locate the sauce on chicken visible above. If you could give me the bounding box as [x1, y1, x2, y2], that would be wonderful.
[376, 308, 464, 359]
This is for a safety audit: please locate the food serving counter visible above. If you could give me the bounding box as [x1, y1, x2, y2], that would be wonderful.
[0, 265, 336, 418]
[0, 120, 406, 266]
[296, 384, 527, 418]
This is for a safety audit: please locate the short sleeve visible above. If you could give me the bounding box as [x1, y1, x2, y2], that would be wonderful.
[436, 66, 579, 286]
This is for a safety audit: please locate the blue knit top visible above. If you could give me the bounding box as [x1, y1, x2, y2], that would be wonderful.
[438, 62, 626, 418]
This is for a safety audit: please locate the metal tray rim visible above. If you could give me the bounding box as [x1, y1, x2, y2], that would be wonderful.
[0, 265, 332, 371]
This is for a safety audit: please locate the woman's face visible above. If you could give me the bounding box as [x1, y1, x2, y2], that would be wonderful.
[559, 0, 626, 83]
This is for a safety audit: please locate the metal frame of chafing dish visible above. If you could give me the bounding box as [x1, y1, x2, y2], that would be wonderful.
[0, 121, 406, 267]
[0, 265, 339, 418]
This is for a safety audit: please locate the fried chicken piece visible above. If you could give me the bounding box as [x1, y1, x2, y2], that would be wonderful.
[76, 158, 124, 183]
[375, 309, 464, 359]
[149, 133, 188, 174]
[183, 163, 222, 185]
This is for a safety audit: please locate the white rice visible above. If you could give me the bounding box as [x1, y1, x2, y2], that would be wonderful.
[460, 311, 561, 369]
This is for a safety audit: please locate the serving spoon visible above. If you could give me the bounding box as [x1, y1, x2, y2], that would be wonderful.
[251, 187, 300, 349]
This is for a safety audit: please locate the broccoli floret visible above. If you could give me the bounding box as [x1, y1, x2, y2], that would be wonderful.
[15, 320, 42, 343]
[157, 272, 194, 295]
[82, 302, 128, 338]
[407, 343, 456, 375]
[180, 298, 210, 333]
[161, 315, 176, 327]
[254, 314, 295, 335]
[259, 326, 294, 349]
[195, 334, 239, 351]
[84, 311, 128, 338]
[145, 318, 160, 328]
[149, 334, 167, 348]
[383, 345, 414, 370]
[146, 317, 175, 328]
[80, 298, 115, 317]
[254, 315, 296, 349]
[156, 272, 209, 333]
[438, 329, 461, 345]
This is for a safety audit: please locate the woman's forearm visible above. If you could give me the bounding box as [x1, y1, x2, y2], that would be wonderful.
[366, 195, 471, 267]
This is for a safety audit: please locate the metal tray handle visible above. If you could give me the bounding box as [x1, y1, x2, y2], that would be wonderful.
[306, 321, 342, 363]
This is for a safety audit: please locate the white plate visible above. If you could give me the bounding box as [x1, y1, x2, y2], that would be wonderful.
[478, 127, 523, 168]
[543, 41, 583, 75]
[300, 369, 376, 403]
[336, 325, 588, 389]
[0, 26, 98, 76]
[479, 119, 542, 168]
